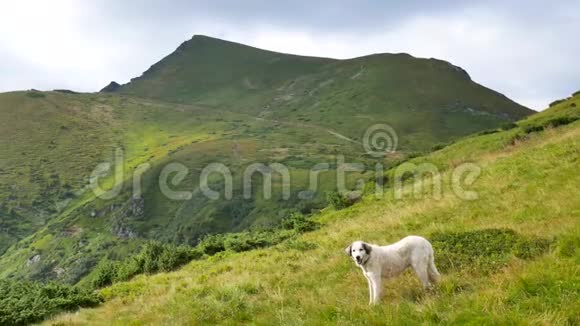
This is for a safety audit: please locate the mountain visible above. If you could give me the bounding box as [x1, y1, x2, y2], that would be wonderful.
[0, 35, 534, 285]
[49, 94, 580, 325]
[117, 35, 531, 149]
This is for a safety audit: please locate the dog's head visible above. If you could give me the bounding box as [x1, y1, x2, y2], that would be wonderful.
[344, 241, 372, 265]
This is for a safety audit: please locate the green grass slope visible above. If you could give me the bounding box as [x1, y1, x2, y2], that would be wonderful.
[48, 95, 579, 325]
[0, 90, 369, 283]
[0, 91, 121, 254]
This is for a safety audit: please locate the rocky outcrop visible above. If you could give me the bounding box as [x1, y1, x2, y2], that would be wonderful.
[27, 254, 41, 266]
[129, 196, 145, 218]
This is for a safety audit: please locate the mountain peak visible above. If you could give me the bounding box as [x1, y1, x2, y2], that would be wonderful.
[176, 34, 280, 54]
[190, 34, 224, 41]
[118, 36, 531, 121]
[100, 81, 121, 93]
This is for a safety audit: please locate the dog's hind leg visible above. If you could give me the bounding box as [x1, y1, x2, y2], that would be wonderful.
[427, 253, 440, 284]
[411, 257, 431, 289]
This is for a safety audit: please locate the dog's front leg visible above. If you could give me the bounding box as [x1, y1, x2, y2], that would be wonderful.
[367, 273, 382, 305]
[364, 274, 374, 305]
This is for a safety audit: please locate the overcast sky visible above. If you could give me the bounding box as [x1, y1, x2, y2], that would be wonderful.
[1, 0, 579, 110]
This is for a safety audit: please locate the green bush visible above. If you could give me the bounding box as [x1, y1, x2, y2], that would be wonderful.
[430, 228, 551, 275]
[228, 232, 291, 252]
[114, 258, 141, 282]
[91, 214, 319, 290]
[522, 116, 578, 135]
[326, 191, 351, 210]
[500, 122, 518, 130]
[91, 261, 120, 289]
[476, 128, 500, 136]
[430, 142, 449, 152]
[199, 230, 294, 255]
[198, 234, 227, 255]
[282, 212, 319, 233]
[545, 116, 578, 128]
[91, 242, 202, 289]
[125, 241, 195, 274]
[0, 281, 102, 325]
[523, 124, 545, 134]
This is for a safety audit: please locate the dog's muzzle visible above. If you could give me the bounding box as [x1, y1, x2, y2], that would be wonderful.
[356, 256, 362, 264]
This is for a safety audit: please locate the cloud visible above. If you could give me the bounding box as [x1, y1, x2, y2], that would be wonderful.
[0, 0, 578, 110]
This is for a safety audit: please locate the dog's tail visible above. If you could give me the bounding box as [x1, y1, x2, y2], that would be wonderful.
[427, 251, 440, 283]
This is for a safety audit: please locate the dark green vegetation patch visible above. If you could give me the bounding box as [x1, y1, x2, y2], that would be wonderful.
[0, 281, 102, 326]
[91, 213, 318, 288]
[91, 241, 202, 289]
[523, 116, 579, 134]
[431, 229, 552, 274]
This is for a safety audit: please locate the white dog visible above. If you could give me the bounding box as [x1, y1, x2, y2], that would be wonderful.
[344, 236, 440, 304]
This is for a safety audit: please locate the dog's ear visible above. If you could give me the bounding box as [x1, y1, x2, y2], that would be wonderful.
[344, 244, 352, 256]
[362, 242, 372, 255]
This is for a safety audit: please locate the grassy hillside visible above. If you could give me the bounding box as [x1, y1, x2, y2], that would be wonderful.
[0, 36, 534, 285]
[0, 91, 121, 254]
[47, 95, 579, 325]
[0, 90, 367, 283]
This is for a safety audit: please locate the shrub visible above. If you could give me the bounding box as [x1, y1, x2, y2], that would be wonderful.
[545, 116, 578, 128]
[430, 142, 449, 152]
[572, 90, 580, 97]
[139, 242, 201, 274]
[198, 234, 227, 255]
[225, 232, 291, 252]
[91, 242, 202, 289]
[91, 261, 120, 289]
[282, 212, 319, 233]
[523, 124, 544, 134]
[92, 213, 319, 290]
[114, 258, 141, 282]
[0, 281, 102, 325]
[476, 128, 499, 136]
[500, 122, 518, 130]
[430, 228, 551, 274]
[521, 116, 578, 135]
[199, 231, 294, 255]
[326, 191, 351, 210]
